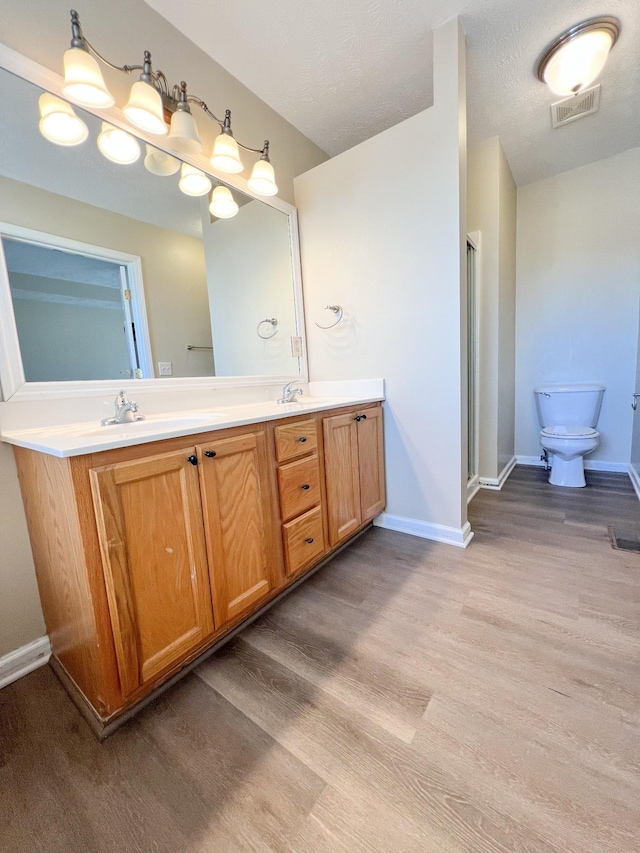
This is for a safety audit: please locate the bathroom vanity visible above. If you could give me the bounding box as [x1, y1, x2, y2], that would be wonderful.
[4, 396, 385, 735]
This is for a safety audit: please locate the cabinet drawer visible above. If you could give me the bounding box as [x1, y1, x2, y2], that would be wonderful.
[274, 419, 317, 463]
[282, 506, 325, 577]
[277, 455, 321, 522]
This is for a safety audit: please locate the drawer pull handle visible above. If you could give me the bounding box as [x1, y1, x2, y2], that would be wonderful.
[304, 537, 314, 544]
[204, 450, 216, 458]
[187, 455, 198, 466]
[301, 483, 310, 490]
[297, 436, 307, 443]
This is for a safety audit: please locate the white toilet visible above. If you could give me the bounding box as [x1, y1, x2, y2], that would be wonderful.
[534, 384, 605, 488]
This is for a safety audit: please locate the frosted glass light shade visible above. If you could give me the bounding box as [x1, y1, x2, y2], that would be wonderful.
[123, 80, 168, 135]
[144, 145, 180, 176]
[248, 158, 278, 196]
[97, 122, 140, 164]
[167, 109, 203, 155]
[540, 27, 617, 96]
[62, 47, 115, 108]
[179, 163, 212, 197]
[38, 93, 88, 146]
[210, 132, 243, 173]
[209, 185, 239, 219]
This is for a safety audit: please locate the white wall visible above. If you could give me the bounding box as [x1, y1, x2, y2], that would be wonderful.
[203, 200, 299, 376]
[467, 137, 517, 484]
[295, 19, 469, 543]
[515, 147, 640, 465]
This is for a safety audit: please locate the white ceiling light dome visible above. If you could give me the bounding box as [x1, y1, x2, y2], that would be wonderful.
[536, 17, 620, 97]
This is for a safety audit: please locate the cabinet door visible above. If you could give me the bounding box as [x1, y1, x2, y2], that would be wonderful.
[357, 406, 386, 521]
[323, 412, 362, 547]
[90, 450, 214, 698]
[197, 430, 278, 627]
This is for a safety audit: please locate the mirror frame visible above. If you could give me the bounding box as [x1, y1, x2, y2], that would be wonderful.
[0, 42, 308, 402]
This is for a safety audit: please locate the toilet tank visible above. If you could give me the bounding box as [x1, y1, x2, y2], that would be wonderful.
[534, 384, 605, 428]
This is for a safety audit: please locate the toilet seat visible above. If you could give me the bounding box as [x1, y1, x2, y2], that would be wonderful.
[541, 425, 598, 439]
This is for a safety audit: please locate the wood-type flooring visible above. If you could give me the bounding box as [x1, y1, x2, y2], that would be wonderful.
[1, 466, 639, 852]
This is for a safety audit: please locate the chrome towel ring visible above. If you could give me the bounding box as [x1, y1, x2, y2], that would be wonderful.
[257, 318, 278, 339]
[315, 305, 343, 329]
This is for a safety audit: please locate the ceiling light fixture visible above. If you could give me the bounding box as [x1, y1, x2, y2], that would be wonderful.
[536, 16, 620, 97]
[51, 9, 277, 192]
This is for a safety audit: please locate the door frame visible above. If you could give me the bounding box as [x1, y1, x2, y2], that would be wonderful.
[466, 231, 481, 502]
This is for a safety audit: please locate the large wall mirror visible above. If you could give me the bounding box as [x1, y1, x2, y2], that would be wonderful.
[0, 47, 307, 401]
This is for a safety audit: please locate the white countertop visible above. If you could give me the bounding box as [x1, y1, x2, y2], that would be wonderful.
[0, 393, 383, 457]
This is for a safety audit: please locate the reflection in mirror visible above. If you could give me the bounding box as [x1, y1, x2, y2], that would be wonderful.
[2, 232, 150, 381]
[0, 65, 302, 391]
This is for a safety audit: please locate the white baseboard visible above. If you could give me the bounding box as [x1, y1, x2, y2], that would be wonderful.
[628, 464, 640, 501]
[0, 636, 51, 690]
[374, 513, 474, 548]
[516, 455, 629, 473]
[467, 475, 480, 503]
[479, 455, 517, 491]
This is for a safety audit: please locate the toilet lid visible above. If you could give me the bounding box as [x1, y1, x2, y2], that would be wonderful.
[541, 425, 598, 438]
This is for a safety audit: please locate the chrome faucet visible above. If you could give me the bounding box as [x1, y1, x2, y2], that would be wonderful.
[277, 381, 303, 404]
[101, 390, 146, 425]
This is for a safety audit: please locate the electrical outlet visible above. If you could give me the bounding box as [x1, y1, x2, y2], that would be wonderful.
[291, 336, 303, 357]
[158, 361, 173, 376]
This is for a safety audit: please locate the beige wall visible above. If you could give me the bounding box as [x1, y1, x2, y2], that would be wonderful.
[0, 443, 45, 657]
[0, 0, 327, 662]
[467, 136, 517, 483]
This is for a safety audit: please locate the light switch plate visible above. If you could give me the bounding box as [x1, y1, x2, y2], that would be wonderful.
[291, 336, 303, 357]
[158, 361, 173, 376]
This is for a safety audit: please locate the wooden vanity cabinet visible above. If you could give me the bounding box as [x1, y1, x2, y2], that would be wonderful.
[13, 402, 384, 734]
[274, 418, 327, 578]
[196, 430, 279, 628]
[90, 449, 214, 698]
[323, 405, 385, 547]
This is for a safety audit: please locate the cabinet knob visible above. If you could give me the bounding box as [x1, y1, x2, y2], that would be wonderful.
[304, 537, 314, 544]
[301, 483, 310, 490]
[204, 450, 217, 458]
[297, 436, 307, 443]
[360, 413, 367, 420]
[187, 455, 198, 466]
[354, 416, 361, 422]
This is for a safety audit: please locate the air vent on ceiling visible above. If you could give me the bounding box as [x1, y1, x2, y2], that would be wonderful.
[551, 85, 600, 128]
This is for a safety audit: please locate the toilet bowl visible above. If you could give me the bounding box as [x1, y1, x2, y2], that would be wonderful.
[539, 425, 599, 488]
[534, 383, 605, 489]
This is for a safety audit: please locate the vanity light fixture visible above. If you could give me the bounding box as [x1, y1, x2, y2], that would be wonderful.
[97, 122, 141, 164]
[209, 185, 239, 219]
[38, 92, 89, 145]
[53, 9, 278, 193]
[143, 144, 180, 176]
[178, 163, 212, 197]
[536, 16, 620, 97]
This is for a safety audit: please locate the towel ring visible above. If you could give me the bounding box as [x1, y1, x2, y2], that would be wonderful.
[315, 305, 343, 329]
[257, 318, 278, 339]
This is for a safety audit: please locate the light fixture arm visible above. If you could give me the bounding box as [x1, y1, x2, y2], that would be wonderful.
[185, 96, 270, 156]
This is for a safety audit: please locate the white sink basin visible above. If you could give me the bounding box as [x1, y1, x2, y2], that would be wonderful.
[83, 412, 224, 438]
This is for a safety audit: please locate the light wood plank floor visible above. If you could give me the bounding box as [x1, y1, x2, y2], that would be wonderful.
[1, 466, 639, 852]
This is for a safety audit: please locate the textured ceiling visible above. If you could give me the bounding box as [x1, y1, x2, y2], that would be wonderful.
[144, 0, 640, 185]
